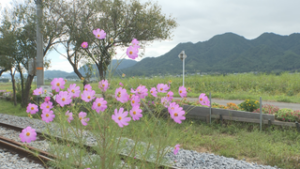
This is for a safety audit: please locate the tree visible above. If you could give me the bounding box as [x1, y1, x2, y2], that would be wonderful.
[0, 0, 65, 107]
[52, 0, 177, 82]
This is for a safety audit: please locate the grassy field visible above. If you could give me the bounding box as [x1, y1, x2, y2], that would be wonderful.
[2, 72, 300, 103]
[0, 98, 299, 168]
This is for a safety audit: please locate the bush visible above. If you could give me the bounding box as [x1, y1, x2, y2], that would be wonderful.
[275, 108, 300, 122]
[226, 102, 239, 110]
[253, 104, 280, 115]
[238, 99, 260, 112]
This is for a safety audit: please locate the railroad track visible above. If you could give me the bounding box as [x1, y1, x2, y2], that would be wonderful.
[0, 121, 181, 169]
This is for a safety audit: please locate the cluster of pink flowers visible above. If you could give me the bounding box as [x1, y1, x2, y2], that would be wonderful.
[126, 39, 140, 59]
[199, 93, 210, 106]
[23, 77, 206, 157]
[81, 28, 107, 49]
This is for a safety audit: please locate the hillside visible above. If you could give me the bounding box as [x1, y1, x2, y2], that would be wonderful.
[121, 32, 300, 76]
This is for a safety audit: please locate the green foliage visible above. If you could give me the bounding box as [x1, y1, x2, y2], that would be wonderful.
[275, 108, 300, 122]
[238, 99, 260, 112]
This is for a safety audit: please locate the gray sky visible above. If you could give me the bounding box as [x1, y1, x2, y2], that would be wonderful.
[2, 0, 300, 72]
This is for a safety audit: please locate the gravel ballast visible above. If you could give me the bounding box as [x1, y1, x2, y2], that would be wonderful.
[0, 113, 281, 169]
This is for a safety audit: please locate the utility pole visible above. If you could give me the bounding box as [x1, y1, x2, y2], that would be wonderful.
[35, 0, 44, 87]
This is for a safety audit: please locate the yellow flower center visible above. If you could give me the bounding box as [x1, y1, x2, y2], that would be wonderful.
[31, 107, 34, 110]
[46, 113, 49, 117]
[118, 116, 122, 120]
[167, 94, 170, 97]
[151, 91, 153, 93]
[87, 96, 91, 99]
[200, 98, 203, 101]
[180, 90, 182, 93]
[46, 105, 49, 108]
[62, 98, 65, 101]
[160, 88, 163, 91]
[133, 111, 136, 115]
[132, 100, 135, 104]
[79, 117, 82, 120]
[26, 132, 30, 136]
[102, 84, 105, 87]
[39, 92, 41, 94]
[129, 51, 133, 55]
[174, 113, 178, 117]
[71, 89, 75, 93]
[56, 83, 60, 86]
[97, 34, 100, 37]
[97, 103, 101, 107]
[85, 88, 88, 91]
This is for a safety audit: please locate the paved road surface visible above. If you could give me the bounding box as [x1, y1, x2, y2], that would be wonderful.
[96, 94, 300, 110]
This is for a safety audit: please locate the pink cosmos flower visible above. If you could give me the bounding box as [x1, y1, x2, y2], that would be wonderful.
[130, 95, 140, 107]
[68, 84, 80, 98]
[131, 85, 148, 99]
[40, 101, 53, 111]
[44, 96, 51, 102]
[81, 42, 88, 48]
[168, 102, 180, 114]
[33, 87, 43, 96]
[131, 38, 140, 48]
[92, 98, 107, 113]
[84, 84, 92, 91]
[178, 86, 187, 98]
[26, 103, 39, 114]
[41, 109, 55, 123]
[55, 91, 72, 107]
[65, 111, 73, 123]
[166, 91, 174, 102]
[79, 112, 89, 126]
[98, 79, 109, 92]
[119, 82, 123, 86]
[173, 144, 180, 155]
[170, 106, 186, 124]
[150, 87, 157, 97]
[51, 78, 65, 92]
[112, 107, 131, 127]
[130, 106, 143, 121]
[93, 28, 106, 39]
[161, 97, 170, 108]
[157, 83, 169, 93]
[199, 93, 210, 106]
[81, 90, 96, 102]
[126, 46, 138, 59]
[115, 87, 129, 103]
[19, 126, 37, 143]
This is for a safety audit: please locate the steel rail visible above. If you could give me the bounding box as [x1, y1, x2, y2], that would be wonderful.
[0, 121, 181, 169]
[0, 136, 55, 168]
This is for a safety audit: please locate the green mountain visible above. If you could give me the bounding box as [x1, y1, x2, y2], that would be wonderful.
[121, 32, 300, 76]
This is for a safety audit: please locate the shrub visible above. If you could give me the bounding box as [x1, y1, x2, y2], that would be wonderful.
[253, 104, 280, 115]
[238, 99, 260, 112]
[226, 102, 239, 110]
[275, 108, 300, 122]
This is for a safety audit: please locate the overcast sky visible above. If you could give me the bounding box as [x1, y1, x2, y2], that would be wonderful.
[2, 0, 300, 72]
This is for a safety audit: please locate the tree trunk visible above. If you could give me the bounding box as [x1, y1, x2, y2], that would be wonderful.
[69, 61, 88, 90]
[21, 74, 34, 108]
[18, 64, 25, 106]
[98, 61, 104, 80]
[10, 69, 17, 106]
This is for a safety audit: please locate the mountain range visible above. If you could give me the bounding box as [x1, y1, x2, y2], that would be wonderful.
[2, 32, 300, 79]
[121, 32, 300, 76]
